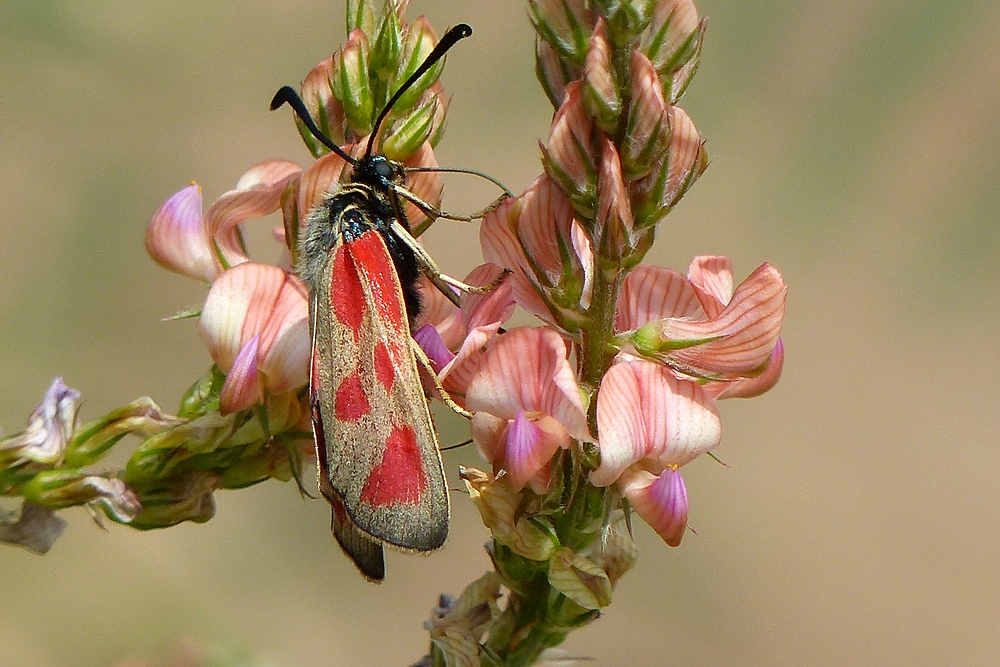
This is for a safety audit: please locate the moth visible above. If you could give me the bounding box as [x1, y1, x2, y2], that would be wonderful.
[271, 24, 477, 581]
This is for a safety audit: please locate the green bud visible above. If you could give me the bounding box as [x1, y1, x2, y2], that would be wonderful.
[370, 10, 403, 87]
[529, 0, 593, 67]
[178, 366, 225, 419]
[65, 397, 183, 467]
[381, 96, 436, 161]
[391, 17, 443, 114]
[129, 471, 219, 529]
[22, 469, 141, 523]
[345, 0, 376, 35]
[333, 33, 374, 134]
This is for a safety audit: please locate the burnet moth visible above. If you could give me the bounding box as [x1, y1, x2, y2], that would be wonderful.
[271, 24, 476, 581]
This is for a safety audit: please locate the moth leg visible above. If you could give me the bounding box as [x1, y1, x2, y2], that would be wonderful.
[410, 339, 472, 420]
[396, 186, 510, 225]
[388, 220, 510, 306]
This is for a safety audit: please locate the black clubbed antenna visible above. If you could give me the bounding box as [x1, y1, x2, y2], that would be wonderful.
[270, 86, 357, 165]
[363, 23, 473, 162]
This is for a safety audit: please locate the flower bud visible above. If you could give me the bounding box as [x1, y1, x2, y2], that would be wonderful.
[370, 9, 403, 83]
[535, 37, 578, 108]
[642, 0, 703, 98]
[582, 19, 621, 132]
[346, 0, 376, 35]
[623, 49, 670, 179]
[630, 105, 706, 228]
[128, 471, 219, 529]
[332, 30, 374, 134]
[22, 470, 141, 523]
[594, 134, 635, 260]
[598, 0, 654, 47]
[540, 82, 598, 217]
[529, 0, 593, 67]
[65, 397, 184, 467]
[298, 56, 348, 156]
[391, 17, 441, 113]
[381, 98, 436, 161]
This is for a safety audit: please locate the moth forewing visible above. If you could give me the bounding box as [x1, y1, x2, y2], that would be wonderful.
[306, 195, 448, 554]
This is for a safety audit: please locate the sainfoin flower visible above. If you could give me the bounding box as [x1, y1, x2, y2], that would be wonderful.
[197, 263, 309, 414]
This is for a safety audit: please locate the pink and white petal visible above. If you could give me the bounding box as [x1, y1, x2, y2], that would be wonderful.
[480, 197, 557, 323]
[462, 263, 515, 333]
[220, 335, 263, 415]
[517, 176, 577, 276]
[415, 278, 463, 350]
[465, 327, 588, 440]
[235, 159, 302, 191]
[616, 264, 703, 331]
[257, 275, 310, 395]
[503, 412, 563, 492]
[592, 359, 720, 486]
[471, 412, 508, 470]
[204, 188, 284, 271]
[687, 255, 733, 317]
[709, 337, 784, 399]
[665, 262, 787, 375]
[146, 184, 217, 283]
[570, 221, 595, 309]
[198, 263, 284, 371]
[296, 146, 359, 217]
[621, 467, 689, 547]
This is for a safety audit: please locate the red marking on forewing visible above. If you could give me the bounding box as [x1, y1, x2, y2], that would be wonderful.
[359, 424, 427, 506]
[330, 245, 365, 339]
[350, 231, 408, 337]
[374, 341, 396, 392]
[335, 372, 370, 421]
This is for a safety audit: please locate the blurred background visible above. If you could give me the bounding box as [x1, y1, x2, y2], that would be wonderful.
[2, 1, 999, 665]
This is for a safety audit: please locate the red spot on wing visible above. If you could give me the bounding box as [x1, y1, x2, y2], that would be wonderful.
[374, 341, 396, 392]
[335, 372, 370, 421]
[359, 424, 427, 507]
[350, 232, 407, 337]
[330, 245, 365, 339]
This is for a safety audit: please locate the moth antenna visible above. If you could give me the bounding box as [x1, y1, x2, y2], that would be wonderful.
[364, 23, 473, 162]
[270, 85, 357, 165]
[440, 438, 473, 452]
[406, 166, 513, 197]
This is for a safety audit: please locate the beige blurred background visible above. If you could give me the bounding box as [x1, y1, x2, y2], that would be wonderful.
[2, 1, 999, 665]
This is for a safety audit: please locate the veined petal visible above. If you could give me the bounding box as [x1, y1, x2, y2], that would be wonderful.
[480, 196, 557, 323]
[616, 264, 702, 331]
[462, 263, 515, 334]
[541, 82, 597, 208]
[466, 327, 588, 440]
[710, 337, 785, 399]
[621, 467, 689, 546]
[415, 277, 463, 350]
[297, 148, 357, 219]
[220, 335, 263, 415]
[146, 184, 217, 283]
[235, 159, 302, 191]
[256, 273, 309, 395]
[471, 412, 508, 469]
[687, 255, 733, 317]
[205, 163, 301, 272]
[592, 358, 720, 486]
[658, 262, 787, 375]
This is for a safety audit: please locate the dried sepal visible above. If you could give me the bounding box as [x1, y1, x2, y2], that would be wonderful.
[548, 546, 613, 609]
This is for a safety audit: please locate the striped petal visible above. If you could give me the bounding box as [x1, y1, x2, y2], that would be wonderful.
[592, 358, 720, 487]
[621, 467, 689, 547]
[686, 255, 733, 317]
[655, 262, 787, 376]
[504, 412, 565, 492]
[710, 337, 785, 399]
[616, 264, 702, 331]
[466, 327, 588, 441]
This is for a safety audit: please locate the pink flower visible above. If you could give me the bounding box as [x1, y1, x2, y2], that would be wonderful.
[147, 161, 302, 283]
[619, 256, 786, 396]
[197, 263, 309, 414]
[465, 327, 589, 492]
